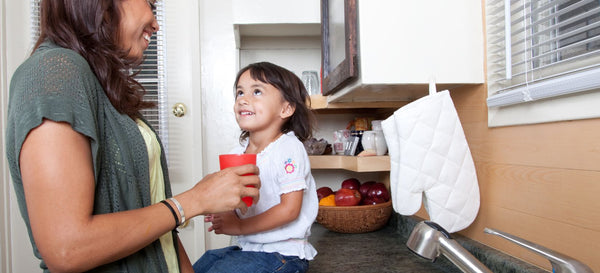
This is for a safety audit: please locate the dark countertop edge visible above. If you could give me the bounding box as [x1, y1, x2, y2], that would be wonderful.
[392, 213, 550, 273]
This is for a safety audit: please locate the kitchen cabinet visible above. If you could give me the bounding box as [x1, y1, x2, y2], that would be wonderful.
[321, 0, 484, 103]
[233, 0, 322, 76]
[231, 0, 396, 186]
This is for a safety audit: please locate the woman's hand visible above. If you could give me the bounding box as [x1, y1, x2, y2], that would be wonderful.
[177, 165, 260, 218]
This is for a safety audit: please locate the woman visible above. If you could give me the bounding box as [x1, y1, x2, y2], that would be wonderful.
[5, 0, 259, 272]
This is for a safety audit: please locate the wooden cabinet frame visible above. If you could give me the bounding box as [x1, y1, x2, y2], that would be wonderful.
[321, 0, 358, 95]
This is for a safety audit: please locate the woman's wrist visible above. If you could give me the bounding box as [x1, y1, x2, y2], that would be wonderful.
[160, 200, 180, 229]
[169, 197, 185, 225]
[172, 190, 203, 221]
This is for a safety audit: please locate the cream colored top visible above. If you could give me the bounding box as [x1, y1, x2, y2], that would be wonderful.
[136, 119, 179, 273]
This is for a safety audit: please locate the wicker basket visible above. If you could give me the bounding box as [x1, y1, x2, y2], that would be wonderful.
[316, 201, 393, 233]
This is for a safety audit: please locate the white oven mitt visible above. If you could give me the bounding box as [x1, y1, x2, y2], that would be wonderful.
[382, 90, 480, 233]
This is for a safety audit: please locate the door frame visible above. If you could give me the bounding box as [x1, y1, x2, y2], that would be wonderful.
[1, 0, 40, 271]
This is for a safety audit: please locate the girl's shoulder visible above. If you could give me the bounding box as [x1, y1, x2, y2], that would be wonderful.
[278, 132, 303, 147]
[272, 132, 308, 157]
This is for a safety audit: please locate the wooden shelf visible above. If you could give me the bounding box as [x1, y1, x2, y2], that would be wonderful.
[309, 94, 408, 110]
[309, 155, 390, 172]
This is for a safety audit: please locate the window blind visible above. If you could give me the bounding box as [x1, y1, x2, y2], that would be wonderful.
[486, 0, 600, 107]
[138, 2, 168, 152]
[30, 0, 168, 153]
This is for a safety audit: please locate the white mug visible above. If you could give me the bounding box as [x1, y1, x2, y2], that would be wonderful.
[362, 130, 387, 156]
[361, 131, 377, 154]
[374, 130, 388, 156]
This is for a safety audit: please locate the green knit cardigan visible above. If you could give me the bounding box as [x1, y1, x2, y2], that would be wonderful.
[5, 41, 177, 273]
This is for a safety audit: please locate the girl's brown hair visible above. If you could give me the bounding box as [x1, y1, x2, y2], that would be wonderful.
[34, 0, 154, 118]
[234, 62, 316, 142]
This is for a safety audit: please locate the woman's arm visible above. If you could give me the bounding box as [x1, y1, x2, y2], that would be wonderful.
[177, 237, 194, 273]
[20, 120, 260, 272]
[208, 190, 303, 235]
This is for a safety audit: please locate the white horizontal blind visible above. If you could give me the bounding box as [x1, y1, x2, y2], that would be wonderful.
[29, 0, 168, 152]
[138, 2, 168, 152]
[486, 0, 600, 107]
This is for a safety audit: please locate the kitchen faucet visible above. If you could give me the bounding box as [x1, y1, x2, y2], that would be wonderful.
[484, 228, 594, 273]
[406, 221, 493, 273]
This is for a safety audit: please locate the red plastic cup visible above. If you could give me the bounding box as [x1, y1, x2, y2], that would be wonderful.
[219, 154, 257, 207]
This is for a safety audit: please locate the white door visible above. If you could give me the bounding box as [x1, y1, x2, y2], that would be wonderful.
[0, 0, 206, 271]
[162, 0, 206, 261]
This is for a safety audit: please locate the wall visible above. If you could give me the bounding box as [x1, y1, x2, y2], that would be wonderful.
[415, 84, 600, 272]
[0, 0, 8, 270]
[1, 0, 41, 271]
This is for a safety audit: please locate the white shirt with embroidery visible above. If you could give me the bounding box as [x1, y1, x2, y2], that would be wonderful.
[231, 131, 318, 260]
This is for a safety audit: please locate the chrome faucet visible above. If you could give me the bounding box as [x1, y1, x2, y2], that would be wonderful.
[407, 221, 493, 273]
[484, 228, 594, 273]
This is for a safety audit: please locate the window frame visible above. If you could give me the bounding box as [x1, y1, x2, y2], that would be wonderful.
[485, 0, 600, 127]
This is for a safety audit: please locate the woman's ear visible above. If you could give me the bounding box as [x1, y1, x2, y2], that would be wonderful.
[280, 102, 295, 119]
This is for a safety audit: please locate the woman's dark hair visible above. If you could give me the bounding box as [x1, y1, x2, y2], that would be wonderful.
[33, 0, 154, 118]
[234, 62, 316, 142]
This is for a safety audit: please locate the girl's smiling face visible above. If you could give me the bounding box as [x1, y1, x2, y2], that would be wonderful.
[118, 0, 159, 60]
[234, 70, 293, 135]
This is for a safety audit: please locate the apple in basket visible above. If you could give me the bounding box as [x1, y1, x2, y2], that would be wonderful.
[316, 186, 334, 201]
[365, 182, 390, 204]
[341, 178, 360, 190]
[358, 181, 376, 199]
[335, 188, 361, 206]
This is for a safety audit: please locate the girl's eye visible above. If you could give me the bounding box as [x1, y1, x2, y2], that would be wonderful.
[253, 89, 262, 95]
[236, 90, 244, 98]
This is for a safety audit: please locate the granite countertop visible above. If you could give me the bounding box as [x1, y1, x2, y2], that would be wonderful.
[308, 222, 462, 273]
[308, 214, 549, 273]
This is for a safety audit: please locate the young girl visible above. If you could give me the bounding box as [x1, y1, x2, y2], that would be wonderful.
[193, 62, 318, 273]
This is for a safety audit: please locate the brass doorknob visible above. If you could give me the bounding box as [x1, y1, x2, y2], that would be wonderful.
[172, 103, 186, 117]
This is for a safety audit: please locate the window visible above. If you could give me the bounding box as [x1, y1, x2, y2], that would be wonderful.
[485, 0, 600, 126]
[137, 3, 168, 152]
[30, 0, 169, 151]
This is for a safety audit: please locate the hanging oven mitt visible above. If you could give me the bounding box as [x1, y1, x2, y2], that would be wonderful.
[382, 89, 480, 233]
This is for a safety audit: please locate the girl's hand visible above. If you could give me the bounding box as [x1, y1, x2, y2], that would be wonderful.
[206, 211, 242, 235]
[209, 191, 305, 238]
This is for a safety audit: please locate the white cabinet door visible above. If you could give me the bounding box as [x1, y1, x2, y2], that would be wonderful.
[328, 0, 485, 103]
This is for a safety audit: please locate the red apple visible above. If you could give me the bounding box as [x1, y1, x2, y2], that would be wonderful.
[367, 182, 390, 202]
[361, 196, 385, 205]
[341, 178, 361, 190]
[360, 197, 375, 205]
[358, 181, 376, 199]
[316, 187, 334, 201]
[335, 188, 361, 206]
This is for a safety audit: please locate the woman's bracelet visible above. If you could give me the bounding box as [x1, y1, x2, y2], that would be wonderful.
[160, 200, 180, 229]
[169, 197, 186, 225]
